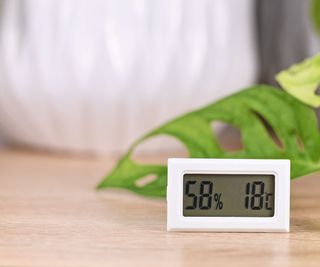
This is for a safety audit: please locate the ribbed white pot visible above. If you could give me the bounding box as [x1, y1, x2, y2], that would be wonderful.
[0, 0, 257, 154]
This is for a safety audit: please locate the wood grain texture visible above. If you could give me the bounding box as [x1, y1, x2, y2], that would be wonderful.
[0, 149, 319, 267]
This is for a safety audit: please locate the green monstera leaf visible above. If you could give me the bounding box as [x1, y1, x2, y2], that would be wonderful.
[98, 85, 320, 197]
[276, 54, 320, 108]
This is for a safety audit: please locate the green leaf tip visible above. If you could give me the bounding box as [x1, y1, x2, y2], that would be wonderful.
[311, 0, 320, 34]
[276, 54, 320, 108]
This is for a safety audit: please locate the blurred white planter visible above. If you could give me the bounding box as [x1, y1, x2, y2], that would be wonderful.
[0, 0, 257, 154]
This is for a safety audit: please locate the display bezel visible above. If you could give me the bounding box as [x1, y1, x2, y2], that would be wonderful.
[167, 158, 290, 232]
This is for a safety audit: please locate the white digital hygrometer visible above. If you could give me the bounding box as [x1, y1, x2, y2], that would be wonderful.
[167, 158, 290, 232]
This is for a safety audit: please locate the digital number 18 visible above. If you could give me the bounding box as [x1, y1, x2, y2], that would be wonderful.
[245, 181, 273, 210]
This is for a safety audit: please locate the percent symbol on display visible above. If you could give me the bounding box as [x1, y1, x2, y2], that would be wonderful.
[214, 193, 223, 210]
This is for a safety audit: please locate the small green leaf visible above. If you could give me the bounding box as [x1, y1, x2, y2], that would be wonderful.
[311, 0, 320, 34]
[275, 54, 320, 108]
[98, 85, 320, 197]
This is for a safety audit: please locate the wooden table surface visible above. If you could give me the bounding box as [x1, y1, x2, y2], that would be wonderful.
[0, 149, 319, 267]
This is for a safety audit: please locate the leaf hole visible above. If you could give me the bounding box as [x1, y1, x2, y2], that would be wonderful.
[131, 135, 188, 164]
[252, 111, 283, 149]
[135, 174, 157, 188]
[211, 121, 243, 152]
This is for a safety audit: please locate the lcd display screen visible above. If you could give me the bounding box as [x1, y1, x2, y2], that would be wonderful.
[183, 174, 275, 217]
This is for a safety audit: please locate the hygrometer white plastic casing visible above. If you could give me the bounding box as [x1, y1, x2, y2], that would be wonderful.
[167, 158, 290, 232]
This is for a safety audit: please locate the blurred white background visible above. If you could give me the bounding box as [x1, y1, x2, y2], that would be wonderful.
[0, 0, 318, 154]
[0, 0, 257, 154]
